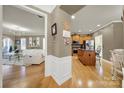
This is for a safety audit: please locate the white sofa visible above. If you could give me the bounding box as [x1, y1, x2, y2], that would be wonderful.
[22, 49, 45, 64]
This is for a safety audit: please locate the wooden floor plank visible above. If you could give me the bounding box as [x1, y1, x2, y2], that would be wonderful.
[3, 56, 122, 88]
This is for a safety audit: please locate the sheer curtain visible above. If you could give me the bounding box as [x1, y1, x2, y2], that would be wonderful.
[21, 38, 26, 50]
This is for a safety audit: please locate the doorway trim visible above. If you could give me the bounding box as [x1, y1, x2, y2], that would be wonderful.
[95, 34, 103, 58]
[14, 5, 48, 57]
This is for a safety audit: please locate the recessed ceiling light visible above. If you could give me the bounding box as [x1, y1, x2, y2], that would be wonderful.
[71, 15, 75, 19]
[97, 24, 101, 27]
[89, 30, 92, 32]
[78, 29, 81, 32]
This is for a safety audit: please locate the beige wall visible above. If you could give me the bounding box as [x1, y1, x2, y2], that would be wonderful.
[93, 22, 123, 60]
[113, 23, 123, 49]
[28, 6, 72, 57]
[15, 35, 44, 49]
[48, 7, 72, 57]
[123, 23, 124, 48]
[123, 21, 124, 48]
[0, 5, 2, 88]
[123, 6, 124, 48]
[47, 14, 53, 55]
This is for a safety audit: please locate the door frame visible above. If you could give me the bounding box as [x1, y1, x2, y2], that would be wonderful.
[95, 34, 103, 58]
[14, 5, 48, 57]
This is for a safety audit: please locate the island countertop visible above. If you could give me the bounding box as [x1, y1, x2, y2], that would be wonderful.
[77, 49, 96, 66]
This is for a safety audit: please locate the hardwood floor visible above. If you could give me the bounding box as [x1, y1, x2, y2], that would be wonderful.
[3, 56, 122, 88]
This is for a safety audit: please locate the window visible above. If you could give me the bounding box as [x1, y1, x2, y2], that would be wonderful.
[36, 37, 40, 46]
[43, 38, 45, 50]
[3, 38, 12, 52]
[95, 35, 103, 58]
[21, 38, 26, 50]
[29, 37, 32, 47]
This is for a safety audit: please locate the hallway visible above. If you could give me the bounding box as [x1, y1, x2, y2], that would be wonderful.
[3, 56, 122, 88]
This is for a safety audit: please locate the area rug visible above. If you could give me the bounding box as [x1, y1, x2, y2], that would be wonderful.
[2, 59, 31, 66]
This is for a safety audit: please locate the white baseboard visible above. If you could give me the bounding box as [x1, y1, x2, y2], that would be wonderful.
[45, 55, 72, 85]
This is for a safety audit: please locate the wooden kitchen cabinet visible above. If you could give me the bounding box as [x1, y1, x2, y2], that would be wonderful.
[77, 49, 96, 66]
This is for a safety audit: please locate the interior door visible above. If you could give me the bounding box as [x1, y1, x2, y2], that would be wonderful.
[95, 35, 103, 58]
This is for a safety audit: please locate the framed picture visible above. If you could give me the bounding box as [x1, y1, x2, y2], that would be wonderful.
[51, 23, 57, 36]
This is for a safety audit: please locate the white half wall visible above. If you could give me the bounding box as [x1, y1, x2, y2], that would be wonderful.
[45, 55, 72, 85]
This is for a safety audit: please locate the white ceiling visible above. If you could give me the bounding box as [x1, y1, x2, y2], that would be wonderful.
[3, 6, 45, 36]
[72, 5, 123, 34]
[33, 5, 56, 13]
[60, 5, 85, 15]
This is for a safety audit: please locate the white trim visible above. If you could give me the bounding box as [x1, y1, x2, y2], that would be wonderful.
[45, 55, 72, 85]
[92, 20, 122, 33]
[14, 5, 48, 57]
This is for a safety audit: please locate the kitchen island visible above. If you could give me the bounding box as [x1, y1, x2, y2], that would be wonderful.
[77, 49, 96, 66]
